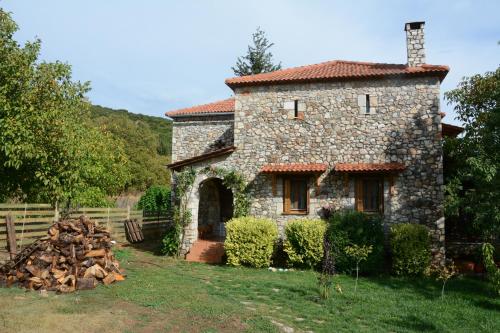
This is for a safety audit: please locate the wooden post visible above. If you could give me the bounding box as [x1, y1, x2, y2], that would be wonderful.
[106, 207, 111, 233]
[5, 214, 17, 260]
[126, 205, 131, 220]
[54, 201, 59, 223]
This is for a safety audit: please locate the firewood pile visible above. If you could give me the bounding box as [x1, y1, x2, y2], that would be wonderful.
[0, 216, 125, 292]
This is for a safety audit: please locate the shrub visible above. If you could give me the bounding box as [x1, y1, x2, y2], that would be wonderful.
[161, 224, 181, 256]
[138, 185, 171, 212]
[225, 217, 278, 268]
[390, 223, 431, 276]
[327, 211, 385, 274]
[482, 243, 500, 296]
[284, 219, 326, 268]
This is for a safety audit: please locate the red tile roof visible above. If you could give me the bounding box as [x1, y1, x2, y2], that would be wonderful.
[167, 146, 236, 170]
[261, 163, 328, 174]
[166, 98, 235, 117]
[335, 163, 406, 173]
[226, 60, 449, 88]
[442, 123, 464, 138]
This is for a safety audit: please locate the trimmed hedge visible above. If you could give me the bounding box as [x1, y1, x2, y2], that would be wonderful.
[390, 223, 431, 276]
[224, 217, 278, 268]
[327, 211, 385, 274]
[284, 219, 327, 268]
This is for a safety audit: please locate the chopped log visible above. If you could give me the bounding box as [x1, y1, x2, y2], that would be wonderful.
[76, 277, 97, 290]
[102, 273, 116, 286]
[0, 216, 124, 293]
[85, 249, 106, 258]
[113, 273, 125, 281]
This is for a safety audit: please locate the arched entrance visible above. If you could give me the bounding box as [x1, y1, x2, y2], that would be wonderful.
[197, 178, 233, 241]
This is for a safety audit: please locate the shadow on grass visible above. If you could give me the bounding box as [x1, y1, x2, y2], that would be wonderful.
[122, 238, 164, 256]
[384, 314, 438, 332]
[366, 274, 492, 300]
[473, 299, 500, 312]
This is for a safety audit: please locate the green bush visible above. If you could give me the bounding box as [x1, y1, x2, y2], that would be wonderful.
[390, 223, 431, 276]
[284, 219, 326, 268]
[225, 217, 278, 268]
[327, 211, 385, 274]
[161, 224, 181, 256]
[138, 185, 171, 212]
[482, 243, 500, 296]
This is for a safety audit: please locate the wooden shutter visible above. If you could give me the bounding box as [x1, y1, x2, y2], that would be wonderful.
[378, 178, 384, 214]
[355, 178, 363, 212]
[283, 178, 291, 213]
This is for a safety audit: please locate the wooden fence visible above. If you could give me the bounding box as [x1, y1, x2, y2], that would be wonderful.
[0, 203, 170, 252]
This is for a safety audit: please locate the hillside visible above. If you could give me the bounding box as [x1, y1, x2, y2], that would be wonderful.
[90, 105, 172, 191]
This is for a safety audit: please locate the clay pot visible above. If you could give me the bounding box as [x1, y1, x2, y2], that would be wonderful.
[455, 260, 475, 273]
[474, 263, 486, 274]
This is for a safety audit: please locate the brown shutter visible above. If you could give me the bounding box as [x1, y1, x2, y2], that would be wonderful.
[283, 178, 291, 213]
[355, 178, 363, 212]
[379, 178, 384, 214]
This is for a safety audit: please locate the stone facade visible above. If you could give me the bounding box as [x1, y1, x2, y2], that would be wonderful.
[171, 115, 234, 162]
[172, 76, 446, 260]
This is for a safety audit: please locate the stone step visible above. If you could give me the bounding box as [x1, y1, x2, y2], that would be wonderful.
[185, 240, 224, 264]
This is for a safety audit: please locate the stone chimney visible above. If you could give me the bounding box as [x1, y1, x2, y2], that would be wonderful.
[404, 21, 425, 67]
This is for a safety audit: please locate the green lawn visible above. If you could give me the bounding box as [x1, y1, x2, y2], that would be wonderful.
[0, 246, 499, 333]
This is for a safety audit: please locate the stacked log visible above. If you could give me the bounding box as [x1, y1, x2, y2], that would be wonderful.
[0, 216, 124, 292]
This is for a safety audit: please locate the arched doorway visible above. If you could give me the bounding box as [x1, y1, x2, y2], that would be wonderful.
[197, 178, 233, 241]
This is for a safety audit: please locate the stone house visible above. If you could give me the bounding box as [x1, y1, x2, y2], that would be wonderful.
[166, 22, 461, 260]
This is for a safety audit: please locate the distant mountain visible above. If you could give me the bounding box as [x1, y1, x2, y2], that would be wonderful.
[90, 105, 172, 191]
[91, 105, 172, 156]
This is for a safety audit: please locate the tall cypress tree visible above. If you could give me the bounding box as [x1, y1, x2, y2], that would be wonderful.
[232, 27, 282, 76]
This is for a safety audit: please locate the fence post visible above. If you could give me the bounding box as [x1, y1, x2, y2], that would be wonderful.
[127, 205, 130, 220]
[107, 207, 111, 233]
[54, 201, 59, 223]
[5, 214, 17, 260]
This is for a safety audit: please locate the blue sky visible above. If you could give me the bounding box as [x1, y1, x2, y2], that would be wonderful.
[2, 0, 499, 125]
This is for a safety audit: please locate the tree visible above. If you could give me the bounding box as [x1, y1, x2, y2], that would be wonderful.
[0, 8, 130, 205]
[232, 27, 282, 76]
[92, 109, 170, 191]
[444, 67, 500, 239]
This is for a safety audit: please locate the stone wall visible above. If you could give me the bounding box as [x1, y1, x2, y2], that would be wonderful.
[171, 115, 234, 162]
[173, 76, 445, 260]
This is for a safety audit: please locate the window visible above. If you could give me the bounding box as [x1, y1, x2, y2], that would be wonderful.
[355, 177, 383, 213]
[283, 177, 308, 214]
[294, 100, 299, 118]
[365, 94, 371, 114]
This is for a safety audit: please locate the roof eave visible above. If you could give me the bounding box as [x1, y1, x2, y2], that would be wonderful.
[167, 146, 236, 171]
[226, 71, 449, 90]
[166, 112, 235, 119]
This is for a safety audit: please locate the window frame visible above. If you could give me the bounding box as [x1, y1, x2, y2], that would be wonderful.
[283, 176, 309, 215]
[355, 176, 384, 214]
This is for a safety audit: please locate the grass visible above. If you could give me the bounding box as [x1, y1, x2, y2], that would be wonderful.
[0, 245, 499, 333]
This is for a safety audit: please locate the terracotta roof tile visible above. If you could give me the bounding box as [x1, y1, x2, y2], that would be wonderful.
[335, 163, 406, 173]
[261, 163, 328, 173]
[166, 98, 235, 117]
[226, 60, 449, 88]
